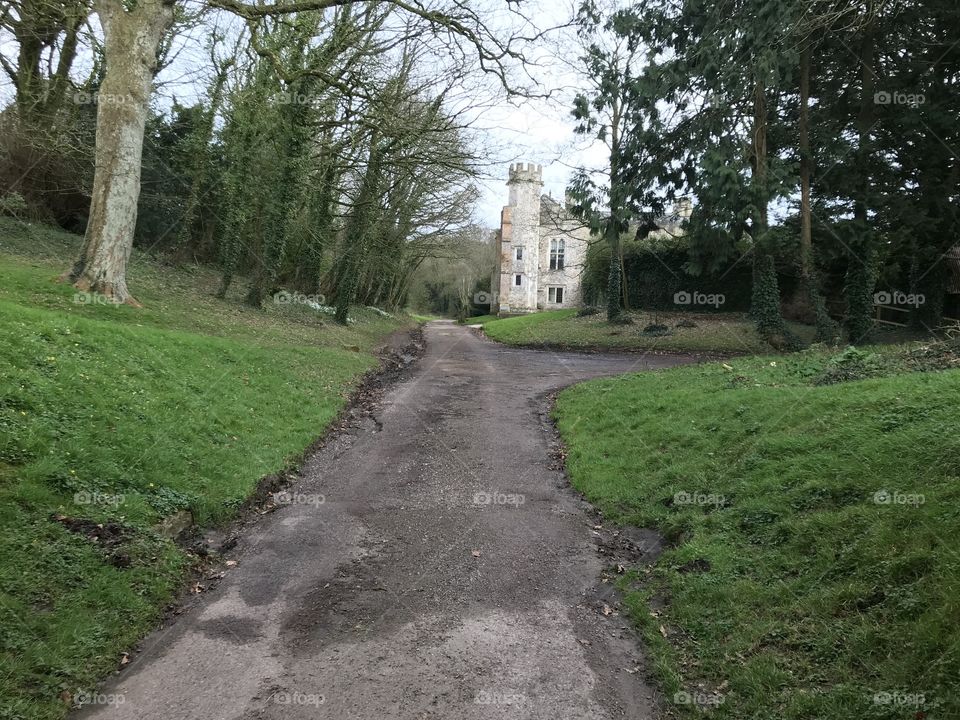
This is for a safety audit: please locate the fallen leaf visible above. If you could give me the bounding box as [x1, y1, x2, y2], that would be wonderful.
[225, 560, 237, 567]
[471, 550, 481, 558]
[659, 624, 668, 638]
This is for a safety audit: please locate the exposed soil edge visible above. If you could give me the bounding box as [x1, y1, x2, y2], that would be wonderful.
[538, 386, 670, 708]
[202, 323, 426, 529]
[106, 324, 426, 671]
[539, 385, 668, 565]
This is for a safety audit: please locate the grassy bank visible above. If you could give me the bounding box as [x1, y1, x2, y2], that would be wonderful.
[555, 347, 960, 719]
[0, 219, 415, 719]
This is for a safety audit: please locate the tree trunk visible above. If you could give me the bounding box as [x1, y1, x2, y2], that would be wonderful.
[172, 63, 232, 264]
[605, 95, 626, 323]
[15, 31, 45, 117]
[606, 228, 622, 322]
[797, 45, 839, 343]
[750, 76, 787, 338]
[11, 0, 87, 119]
[796, 45, 814, 313]
[619, 243, 629, 311]
[335, 138, 382, 325]
[845, 7, 878, 342]
[63, 0, 174, 305]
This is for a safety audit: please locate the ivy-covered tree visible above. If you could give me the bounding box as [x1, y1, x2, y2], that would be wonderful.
[568, 0, 667, 323]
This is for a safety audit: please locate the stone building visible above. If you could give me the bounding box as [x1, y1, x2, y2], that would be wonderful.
[493, 163, 591, 315]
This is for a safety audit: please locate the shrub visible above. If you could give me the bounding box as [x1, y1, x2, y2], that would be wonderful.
[643, 323, 671, 336]
[0, 191, 27, 218]
[815, 346, 889, 385]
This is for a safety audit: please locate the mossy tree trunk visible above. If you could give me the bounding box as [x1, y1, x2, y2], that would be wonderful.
[844, 8, 878, 343]
[64, 0, 174, 305]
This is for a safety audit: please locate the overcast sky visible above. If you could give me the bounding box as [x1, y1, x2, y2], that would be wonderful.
[463, 0, 610, 228]
[472, 93, 606, 228]
[0, 0, 609, 229]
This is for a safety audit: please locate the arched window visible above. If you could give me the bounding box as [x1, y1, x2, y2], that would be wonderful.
[549, 239, 565, 270]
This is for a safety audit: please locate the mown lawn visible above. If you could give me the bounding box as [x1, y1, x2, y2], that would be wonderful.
[482, 309, 926, 355]
[554, 349, 960, 719]
[0, 219, 414, 719]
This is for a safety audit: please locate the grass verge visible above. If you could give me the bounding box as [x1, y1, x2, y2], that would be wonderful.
[0, 218, 414, 719]
[483, 309, 922, 355]
[554, 348, 960, 719]
[459, 314, 499, 325]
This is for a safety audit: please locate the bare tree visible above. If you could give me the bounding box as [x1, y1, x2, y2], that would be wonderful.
[63, 0, 530, 304]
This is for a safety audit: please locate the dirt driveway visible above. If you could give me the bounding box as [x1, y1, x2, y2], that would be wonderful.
[79, 320, 692, 720]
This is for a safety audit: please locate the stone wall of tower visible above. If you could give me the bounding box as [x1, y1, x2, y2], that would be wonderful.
[497, 163, 543, 314]
[537, 196, 590, 310]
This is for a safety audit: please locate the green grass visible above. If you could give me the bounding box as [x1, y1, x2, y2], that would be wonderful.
[0, 218, 414, 719]
[482, 309, 926, 355]
[554, 350, 960, 719]
[409, 312, 440, 324]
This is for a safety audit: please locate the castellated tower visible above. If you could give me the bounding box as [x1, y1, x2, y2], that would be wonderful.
[495, 163, 543, 314]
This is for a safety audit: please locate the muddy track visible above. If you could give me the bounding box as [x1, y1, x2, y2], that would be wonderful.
[77, 321, 693, 720]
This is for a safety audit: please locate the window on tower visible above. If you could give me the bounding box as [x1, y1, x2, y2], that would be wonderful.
[515, 247, 523, 261]
[514, 274, 522, 286]
[549, 239, 565, 270]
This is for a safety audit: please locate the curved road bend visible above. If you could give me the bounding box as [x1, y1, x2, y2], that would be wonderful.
[79, 320, 694, 720]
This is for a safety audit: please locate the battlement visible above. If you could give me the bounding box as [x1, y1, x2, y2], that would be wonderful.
[507, 162, 543, 184]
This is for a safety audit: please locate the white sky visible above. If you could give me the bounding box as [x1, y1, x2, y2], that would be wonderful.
[471, 93, 606, 227]
[461, 0, 610, 227]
